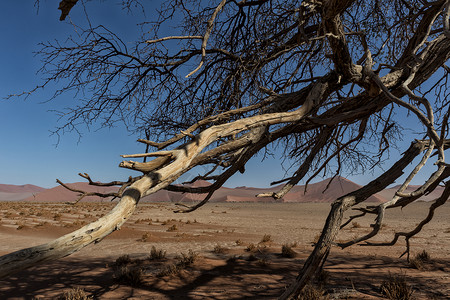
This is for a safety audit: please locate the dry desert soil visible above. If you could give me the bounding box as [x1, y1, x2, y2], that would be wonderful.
[0, 201, 449, 299]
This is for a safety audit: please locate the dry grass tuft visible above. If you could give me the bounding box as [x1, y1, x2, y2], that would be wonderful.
[157, 249, 198, 277]
[298, 283, 329, 300]
[59, 287, 93, 300]
[281, 243, 297, 258]
[138, 232, 152, 242]
[113, 265, 145, 287]
[114, 254, 132, 266]
[245, 243, 257, 252]
[260, 234, 272, 243]
[351, 221, 362, 228]
[213, 244, 228, 254]
[148, 246, 166, 260]
[410, 250, 431, 270]
[167, 224, 178, 232]
[380, 273, 413, 300]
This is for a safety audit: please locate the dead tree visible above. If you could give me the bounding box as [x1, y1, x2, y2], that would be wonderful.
[2, 1, 450, 298]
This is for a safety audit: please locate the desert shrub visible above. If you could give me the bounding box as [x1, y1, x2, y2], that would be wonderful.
[138, 232, 152, 242]
[115, 254, 132, 266]
[149, 246, 166, 260]
[157, 250, 198, 277]
[157, 263, 179, 277]
[178, 249, 197, 268]
[213, 244, 228, 254]
[167, 224, 178, 232]
[245, 243, 257, 252]
[113, 266, 145, 287]
[235, 239, 244, 246]
[281, 244, 297, 258]
[297, 283, 329, 300]
[410, 250, 431, 270]
[351, 222, 362, 228]
[416, 250, 430, 262]
[257, 257, 270, 267]
[59, 287, 93, 300]
[260, 234, 272, 243]
[380, 274, 413, 300]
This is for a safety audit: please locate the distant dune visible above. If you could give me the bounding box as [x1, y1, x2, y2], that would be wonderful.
[22, 182, 119, 203]
[3, 177, 387, 203]
[5, 177, 444, 204]
[0, 184, 45, 194]
[0, 184, 46, 201]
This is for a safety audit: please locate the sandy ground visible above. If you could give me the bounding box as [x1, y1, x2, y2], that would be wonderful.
[0, 201, 449, 299]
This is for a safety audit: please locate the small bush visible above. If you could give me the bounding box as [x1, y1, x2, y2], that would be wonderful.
[60, 287, 93, 300]
[113, 266, 145, 287]
[157, 263, 180, 277]
[416, 250, 430, 262]
[281, 244, 297, 258]
[260, 234, 272, 243]
[235, 239, 244, 246]
[115, 254, 132, 266]
[245, 243, 257, 252]
[167, 224, 178, 232]
[410, 250, 431, 270]
[298, 283, 329, 300]
[213, 244, 228, 254]
[178, 250, 197, 268]
[149, 246, 166, 260]
[257, 258, 270, 267]
[157, 250, 198, 277]
[351, 222, 361, 228]
[380, 274, 413, 300]
[139, 232, 151, 242]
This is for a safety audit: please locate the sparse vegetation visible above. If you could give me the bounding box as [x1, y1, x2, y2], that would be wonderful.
[167, 224, 178, 232]
[281, 243, 297, 258]
[114, 254, 132, 266]
[257, 257, 270, 267]
[410, 250, 431, 270]
[148, 246, 166, 260]
[297, 283, 329, 300]
[351, 222, 362, 229]
[235, 239, 243, 246]
[59, 287, 93, 300]
[113, 265, 145, 287]
[157, 249, 198, 277]
[245, 243, 257, 252]
[260, 234, 272, 243]
[138, 232, 152, 242]
[213, 244, 228, 254]
[380, 274, 413, 300]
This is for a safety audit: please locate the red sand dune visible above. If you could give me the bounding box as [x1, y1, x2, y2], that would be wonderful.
[22, 182, 119, 203]
[0, 184, 45, 193]
[2, 178, 441, 204]
[9, 177, 389, 203]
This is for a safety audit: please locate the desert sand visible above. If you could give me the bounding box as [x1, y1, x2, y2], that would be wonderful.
[0, 201, 449, 299]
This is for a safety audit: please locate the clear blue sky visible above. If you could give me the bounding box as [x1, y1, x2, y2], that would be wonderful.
[0, 1, 439, 189]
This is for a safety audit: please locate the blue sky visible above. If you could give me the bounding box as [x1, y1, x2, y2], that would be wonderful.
[0, 2, 442, 189]
[0, 1, 290, 189]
